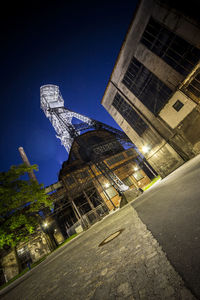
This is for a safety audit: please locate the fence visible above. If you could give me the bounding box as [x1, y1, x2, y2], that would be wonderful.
[67, 203, 109, 236]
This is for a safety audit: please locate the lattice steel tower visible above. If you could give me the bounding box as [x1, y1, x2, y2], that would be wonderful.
[40, 84, 132, 192]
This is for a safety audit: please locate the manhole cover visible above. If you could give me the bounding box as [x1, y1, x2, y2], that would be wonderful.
[99, 229, 124, 247]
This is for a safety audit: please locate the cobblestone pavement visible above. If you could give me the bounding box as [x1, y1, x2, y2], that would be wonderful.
[0, 205, 196, 299]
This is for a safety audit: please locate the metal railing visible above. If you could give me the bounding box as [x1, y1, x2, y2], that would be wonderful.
[66, 203, 109, 236]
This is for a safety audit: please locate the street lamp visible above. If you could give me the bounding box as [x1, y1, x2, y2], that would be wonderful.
[41, 221, 57, 251]
[142, 145, 150, 154]
[43, 222, 48, 228]
[138, 145, 157, 177]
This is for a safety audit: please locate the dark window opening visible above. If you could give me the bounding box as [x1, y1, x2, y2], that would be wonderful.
[123, 176, 134, 186]
[78, 170, 89, 179]
[106, 153, 125, 166]
[141, 17, 200, 76]
[112, 93, 148, 135]
[173, 100, 184, 111]
[122, 57, 172, 115]
[17, 246, 32, 270]
[65, 176, 75, 186]
[187, 73, 200, 98]
[126, 148, 135, 157]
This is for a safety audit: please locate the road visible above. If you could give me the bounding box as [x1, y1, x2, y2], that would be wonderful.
[1, 155, 200, 299]
[0, 204, 194, 299]
[132, 154, 200, 299]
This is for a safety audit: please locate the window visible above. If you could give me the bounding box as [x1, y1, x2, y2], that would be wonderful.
[17, 246, 32, 270]
[104, 186, 118, 199]
[65, 176, 75, 186]
[122, 57, 172, 115]
[106, 153, 125, 166]
[133, 170, 144, 181]
[126, 148, 135, 157]
[141, 17, 200, 76]
[123, 176, 133, 186]
[112, 93, 148, 135]
[187, 73, 200, 98]
[92, 165, 100, 174]
[173, 100, 184, 111]
[78, 170, 89, 179]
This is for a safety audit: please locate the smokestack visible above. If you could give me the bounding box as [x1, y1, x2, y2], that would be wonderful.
[18, 147, 38, 182]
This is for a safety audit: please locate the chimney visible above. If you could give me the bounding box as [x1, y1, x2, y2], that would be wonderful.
[18, 147, 38, 182]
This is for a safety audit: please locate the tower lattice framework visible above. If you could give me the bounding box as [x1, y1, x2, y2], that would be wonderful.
[40, 84, 133, 192]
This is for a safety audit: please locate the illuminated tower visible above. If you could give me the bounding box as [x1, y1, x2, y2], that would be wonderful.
[40, 84, 131, 192]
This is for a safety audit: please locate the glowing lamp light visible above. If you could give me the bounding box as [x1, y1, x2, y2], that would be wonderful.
[105, 183, 110, 188]
[142, 145, 150, 153]
[134, 166, 138, 171]
[43, 222, 48, 228]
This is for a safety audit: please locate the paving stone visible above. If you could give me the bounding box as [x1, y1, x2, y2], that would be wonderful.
[138, 288, 146, 299]
[146, 251, 157, 260]
[116, 296, 135, 300]
[180, 288, 196, 300]
[117, 282, 133, 297]
[91, 283, 114, 300]
[0, 205, 197, 300]
[101, 268, 108, 276]
[163, 286, 175, 297]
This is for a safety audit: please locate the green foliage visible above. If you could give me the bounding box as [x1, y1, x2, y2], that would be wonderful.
[0, 164, 52, 249]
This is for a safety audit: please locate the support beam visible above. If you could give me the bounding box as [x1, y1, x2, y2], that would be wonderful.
[71, 200, 88, 228]
[83, 190, 99, 220]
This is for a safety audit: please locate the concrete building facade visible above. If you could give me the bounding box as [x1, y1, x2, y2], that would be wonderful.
[0, 231, 51, 284]
[101, 0, 200, 177]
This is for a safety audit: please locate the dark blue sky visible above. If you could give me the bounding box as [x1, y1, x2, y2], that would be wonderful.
[0, 0, 138, 187]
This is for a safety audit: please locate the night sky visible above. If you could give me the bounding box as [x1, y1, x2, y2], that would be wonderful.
[0, 0, 138, 187]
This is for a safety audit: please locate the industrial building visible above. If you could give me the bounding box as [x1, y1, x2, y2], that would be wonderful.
[39, 84, 151, 237]
[0, 231, 51, 283]
[47, 129, 151, 238]
[1, 130, 150, 283]
[0, 83, 152, 285]
[101, 0, 200, 177]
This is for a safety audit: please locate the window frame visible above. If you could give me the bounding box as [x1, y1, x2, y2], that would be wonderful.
[140, 17, 200, 76]
[122, 57, 172, 115]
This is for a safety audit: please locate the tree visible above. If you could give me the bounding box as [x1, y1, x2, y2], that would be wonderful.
[0, 164, 52, 272]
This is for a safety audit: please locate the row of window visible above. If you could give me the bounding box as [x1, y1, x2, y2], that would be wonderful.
[103, 171, 144, 200]
[123, 171, 144, 184]
[65, 167, 144, 193]
[122, 57, 172, 115]
[112, 92, 148, 135]
[112, 17, 200, 132]
[65, 170, 89, 186]
[66, 150, 136, 185]
[141, 17, 200, 77]
[106, 153, 125, 166]
[112, 90, 185, 133]
[186, 73, 200, 98]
